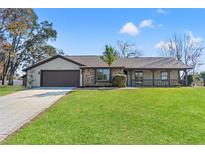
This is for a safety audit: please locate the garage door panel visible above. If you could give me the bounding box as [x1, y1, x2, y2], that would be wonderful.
[41, 70, 80, 87]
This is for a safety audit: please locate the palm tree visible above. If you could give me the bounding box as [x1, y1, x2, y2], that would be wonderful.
[200, 71, 205, 86]
[100, 45, 117, 82]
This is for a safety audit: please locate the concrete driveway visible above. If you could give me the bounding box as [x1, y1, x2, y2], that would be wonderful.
[0, 87, 74, 142]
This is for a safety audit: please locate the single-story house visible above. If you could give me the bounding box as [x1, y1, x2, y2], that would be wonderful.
[23, 54, 192, 88]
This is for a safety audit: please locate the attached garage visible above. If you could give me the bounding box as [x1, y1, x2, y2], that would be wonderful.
[41, 70, 80, 87]
[24, 55, 83, 88]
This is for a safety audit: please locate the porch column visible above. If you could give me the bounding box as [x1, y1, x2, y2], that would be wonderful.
[178, 70, 180, 82]
[185, 69, 188, 86]
[130, 70, 133, 87]
[152, 70, 155, 87]
[80, 69, 83, 87]
[168, 70, 171, 87]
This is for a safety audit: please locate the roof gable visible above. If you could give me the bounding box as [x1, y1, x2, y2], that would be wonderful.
[23, 55, 84, 71]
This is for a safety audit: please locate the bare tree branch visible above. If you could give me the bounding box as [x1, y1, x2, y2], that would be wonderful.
[116, 40, 143, 58]
[158, 32, 204, 74]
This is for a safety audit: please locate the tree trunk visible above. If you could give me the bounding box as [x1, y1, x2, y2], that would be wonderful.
[1, 74, 5, 85]
[8, 66, 16, 85]
[1, 65, 7, 85]
[8, 72, 14, 85]
[8, 62, 18, 86]
[1, 51, 12, 85]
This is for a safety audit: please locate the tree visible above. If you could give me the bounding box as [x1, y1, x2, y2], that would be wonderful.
[101, 45, 117, 66]
[200, 71, 205, 86]
[0, 9, 57, 85]
[0, 9, 17, 85]
[100, 45, 117, 82]
[0, 41, 13, 85]
[157, 32, 204, 73]
[116, 40, 143, 58]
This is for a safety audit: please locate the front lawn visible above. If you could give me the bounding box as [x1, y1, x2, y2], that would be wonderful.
[0, 86, 25, 96]
[3, 88, 205, 144]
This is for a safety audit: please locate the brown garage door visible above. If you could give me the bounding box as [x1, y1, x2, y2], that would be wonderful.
[41, 70, 80, 87]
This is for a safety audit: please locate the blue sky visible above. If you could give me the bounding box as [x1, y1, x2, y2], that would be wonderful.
[34, 8, 205, 70]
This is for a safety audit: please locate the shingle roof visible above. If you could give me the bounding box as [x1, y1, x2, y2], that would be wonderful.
[67, 55, 192, 69]
[66, 56, 124, 68]
[23, 55, 192, 71]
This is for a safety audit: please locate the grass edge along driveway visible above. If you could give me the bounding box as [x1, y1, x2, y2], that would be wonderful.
[0, 86, 25, 96]
[3, 87, 205, 144]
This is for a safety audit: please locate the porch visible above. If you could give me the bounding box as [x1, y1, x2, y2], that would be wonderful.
[126, 69, 187, 87]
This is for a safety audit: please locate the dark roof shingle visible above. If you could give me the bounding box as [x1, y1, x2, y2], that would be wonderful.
[67, 55, 192, 69]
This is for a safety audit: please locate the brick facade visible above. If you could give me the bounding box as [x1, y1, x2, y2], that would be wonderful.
[82, 68, 95, 86]
[82, 68, 125, 87]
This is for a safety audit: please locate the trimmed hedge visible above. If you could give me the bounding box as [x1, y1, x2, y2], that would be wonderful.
[112, 74, 127, 87]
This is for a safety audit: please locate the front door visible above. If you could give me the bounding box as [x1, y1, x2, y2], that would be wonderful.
[135, 71, 143, 86]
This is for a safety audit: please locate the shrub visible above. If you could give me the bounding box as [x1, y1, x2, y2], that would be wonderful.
[200, 71, 205, 86]
[187, 74, 193, 86]
[191, 73, 204, 87]
[112, 74, 127, 87]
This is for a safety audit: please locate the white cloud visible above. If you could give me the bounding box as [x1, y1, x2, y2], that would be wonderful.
[186, 31, 202, 44]
[157, 9, 166, 14]
[139, 19, 154, 28]
[155, 40, 176, 50]
[155, 31, 203, 50]
[120, 20, 162, 36]
[155, 41, 164, 49]
[120, 22, 139, 36]
[155, 41, 168, 49]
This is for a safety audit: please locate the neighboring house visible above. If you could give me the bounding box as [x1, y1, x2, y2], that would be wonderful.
[23, 55, 192, 88]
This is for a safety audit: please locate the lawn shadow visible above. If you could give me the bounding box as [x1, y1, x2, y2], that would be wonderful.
[32, 91, 68, 97]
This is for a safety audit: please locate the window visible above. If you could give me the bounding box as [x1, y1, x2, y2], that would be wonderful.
[96, 69, 110, 81]
[161, 71, 168, 80]
[135, 71, 143, 81]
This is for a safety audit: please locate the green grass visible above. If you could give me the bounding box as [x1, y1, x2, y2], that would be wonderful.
[3, 88, 205, 144]
[0, 86, 25, 96]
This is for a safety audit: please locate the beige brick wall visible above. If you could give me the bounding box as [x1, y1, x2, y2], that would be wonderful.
[170, 70, 179, 79]
[82, 68, 95, 87]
